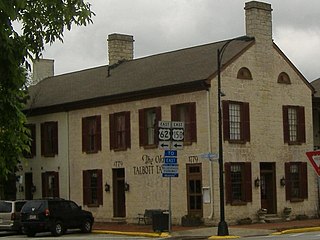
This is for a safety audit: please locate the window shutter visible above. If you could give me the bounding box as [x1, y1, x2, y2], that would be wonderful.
[109, 114, 115, 150]
[97, 169, 103, 205]
[283, 106, 289, 143]
[83, 171, 89, 205]
[242, 103, 250, 142]
[53, 171, 60, 198]
[244, 162, 252, 202]
[41, 172, 47, 198]
[224, 162, 231, 204]
[41, 123, 45, 156]
[285, 162, 291, 201]
[171, 104, 178, 121]
[301, 162, 308, 199]
[138, 109, 146, 146]
[189, 102, 197, 142]
[155, 107, 162, 144]
[29, 124, 36, 156]
[96, 116, 102, 151]
[82, 118, 88, 152]
[222, 101, 230, 141]
[297, 107, 306, 143]
[125, 111, 131, 149]
[53, 122, 58, 155]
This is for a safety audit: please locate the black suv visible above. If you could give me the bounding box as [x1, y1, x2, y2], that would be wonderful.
[20, 198, 94, 237]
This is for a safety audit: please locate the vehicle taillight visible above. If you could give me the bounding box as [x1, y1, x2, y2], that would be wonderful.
[45, 208, 50, 216]
[11, 212, 16, 220]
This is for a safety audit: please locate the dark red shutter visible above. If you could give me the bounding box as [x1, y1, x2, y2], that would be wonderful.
[53, 122, 58, 155]
[125, 111, 131, 149]
[53, 171, 60, 198]
[41, 123, 45, 156]
[97, 169, 103, 205]
[242, 103, 250, 142]
[222, 101, 230, 141]
[225, 162, 231, 204]
[82, 118, 88, 152]
[285, 162, 291, 201]
[83, 170, 89, 205]
[41, 172, 47, 198]
[96, 115, 102, 151]
[109, 114, 115, 150]
[283, 106, 289, 143]
[31, 124, 36, 156]
[138, 109, 145, 146]
[298, 107, 306, 143]
[301, 162, 308, 199]
[244, 162, 252, 202]
[171, 104, 178, 121]
[155, 107, 162, 145]
[189, 102, 197, 142]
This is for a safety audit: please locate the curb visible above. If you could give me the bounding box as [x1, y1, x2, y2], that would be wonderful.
[92, 229, 170, 238]
[272, 226, 320, 235]
[208, 236, 240, 239]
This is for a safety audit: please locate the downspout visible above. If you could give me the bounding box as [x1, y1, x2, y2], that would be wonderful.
[67, 111, 71, 200]
[207, 88, 214, 219]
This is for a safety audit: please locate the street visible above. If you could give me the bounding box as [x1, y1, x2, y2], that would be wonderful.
[243, 231, 320, 240]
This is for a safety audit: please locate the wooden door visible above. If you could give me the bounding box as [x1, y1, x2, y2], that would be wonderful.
[113, 168, 126, 217]
[260, 163, 276, 213]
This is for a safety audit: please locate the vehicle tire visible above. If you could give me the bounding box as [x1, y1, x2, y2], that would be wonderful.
[51, 220, 64, 236]
[81, 219, 92, 233]
[25, 229, 36, 237]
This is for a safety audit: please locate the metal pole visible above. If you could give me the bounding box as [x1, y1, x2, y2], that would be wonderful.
[168, 176, 172, 233]
[217, 47, 229, 236]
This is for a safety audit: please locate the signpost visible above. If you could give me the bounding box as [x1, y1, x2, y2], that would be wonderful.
[158, 121, 184, 233]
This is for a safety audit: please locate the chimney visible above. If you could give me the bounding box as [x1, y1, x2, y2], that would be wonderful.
[32, 59, 54, 83]
[245, 1, 273, 46]
[107, 33, 134, 66]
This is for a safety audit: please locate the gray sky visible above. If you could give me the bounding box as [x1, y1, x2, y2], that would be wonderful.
[42, 0, 320, 81]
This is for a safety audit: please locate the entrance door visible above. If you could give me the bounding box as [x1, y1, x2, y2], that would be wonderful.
[112, 168, 126, 217]
[25, 172, 33, 200]
[260, 163, 276, 214]
[186, 164, 203, 217]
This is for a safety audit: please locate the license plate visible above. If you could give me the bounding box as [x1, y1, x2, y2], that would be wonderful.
[29, 215, 37, 220]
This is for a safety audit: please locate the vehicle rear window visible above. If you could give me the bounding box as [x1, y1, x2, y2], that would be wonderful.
[15, 202, 27, 212]
[22, 200, 46, 212]
[0, 201, 12, 213]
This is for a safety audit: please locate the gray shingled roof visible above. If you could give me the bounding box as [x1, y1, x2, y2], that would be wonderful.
[311, 78, 320, 98]
[26, 37, 254, 112]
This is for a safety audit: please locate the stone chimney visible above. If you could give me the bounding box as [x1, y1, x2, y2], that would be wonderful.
[107, 33, 134, 66]
[33, 59, 54, 83]
[245, 1, 273, 46]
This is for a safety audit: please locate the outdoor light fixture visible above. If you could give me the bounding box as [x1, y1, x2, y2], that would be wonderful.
[104, 182, 110, 192]
[254, 177, 260, 188]
[124, 182, 130, 191]
[280, 177, 286, 186]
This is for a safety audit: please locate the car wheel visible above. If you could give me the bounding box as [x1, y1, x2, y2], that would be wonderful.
[51, 220, 64, 236]
[81, 219, 92, 233]
[25, 229, 36, 237]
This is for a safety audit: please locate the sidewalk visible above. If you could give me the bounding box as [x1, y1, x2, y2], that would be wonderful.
[92, 218, 320, 238]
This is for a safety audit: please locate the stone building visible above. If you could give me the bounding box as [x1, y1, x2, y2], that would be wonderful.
[20, 1, 317, 225]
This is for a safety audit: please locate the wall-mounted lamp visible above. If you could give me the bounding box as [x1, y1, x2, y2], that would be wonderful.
[104, 182, 110, 192]
[254, 177, 260, 188]
[31, 184, 36, 193]
[125, 182, 130, 191]
[280, 177, 286, 187]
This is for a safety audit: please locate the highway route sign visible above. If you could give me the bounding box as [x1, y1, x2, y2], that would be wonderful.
[158, 121, 184, 150]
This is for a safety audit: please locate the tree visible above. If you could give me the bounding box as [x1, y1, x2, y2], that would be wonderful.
[0, 0, 94, 180]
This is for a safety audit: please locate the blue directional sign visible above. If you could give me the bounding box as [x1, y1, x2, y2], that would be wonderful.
[164, 150, 177, 157]
[162, 173, 179, 177]
[164, 157, 177, 164]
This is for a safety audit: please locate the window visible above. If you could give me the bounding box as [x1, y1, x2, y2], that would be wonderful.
[278, 72, 291, 84]
[283, 106, 305, 144]
[82, 115, 101, 153]
[225, 162, 252, 204]
[237, 67, 252, 80]
[42, 171, 59, 198]
[41, 121, 58, 157]
[24, 124, 36, 158]
[83, 169, 103, 206]
[171, 102, 197, 143]
[285, 162, 308, 201]
[109, 111, 130, 150]
[139, 107, 161, 147]
[222, 101, 250, 143]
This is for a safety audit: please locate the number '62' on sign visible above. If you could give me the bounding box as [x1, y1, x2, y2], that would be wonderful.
[159, 128, 171, 141]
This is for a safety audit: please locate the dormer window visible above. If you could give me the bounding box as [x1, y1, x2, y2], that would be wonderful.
[237, 67, 252, 80]
[278, 72, 291, 84]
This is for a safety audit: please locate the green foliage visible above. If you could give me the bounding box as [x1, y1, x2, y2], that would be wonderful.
[0, 0, 94, 178]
